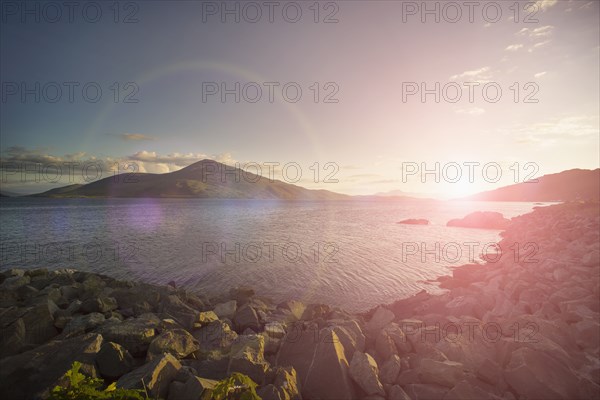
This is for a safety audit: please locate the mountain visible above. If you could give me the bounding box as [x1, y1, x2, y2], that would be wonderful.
[464, 169, 600, 202]
[374, 189, 437, 199]
[31, 160, 349, 200]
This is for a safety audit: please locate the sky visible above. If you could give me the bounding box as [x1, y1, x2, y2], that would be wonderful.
[1, 0, 599, 197]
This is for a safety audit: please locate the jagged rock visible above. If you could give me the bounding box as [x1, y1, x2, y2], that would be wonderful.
[265, 322, 286, 339]
[62, 312, 106, 337]
[66, 299, 83, 314]
[301, 303, 330, 320]
[277, 300, 307, 321]
[228, 334, 269, 384]
[0, 274, 31, 290]
[193, 320, 238, 357]
[96, 317, 157, 356]
[444, 380, 496, 399]
[367, 306, 395, 336]
[257, 384, 282, 400]
[117, 353, 182, 399]
[81, 296, 118, 313]
[230, 286, 255, 305]
[380, 354, 402, 384]
[0, 317, 26, 357]
[96, 341, 134, 379]
[349, 351, 385, 396]
[504, 347, 580, 399]
[0, 333, 103, 399]
[447, 211, 510, 230]
[158, 318, 183, 332]
[197, 311, 218, 327]
[160, 294, 199, 330]
[387, 385, 412, 400]
[168, 376, 218, 400]
[304, 328, 356, 399]
[147, 328, 200, 361]
[476, 358, 502, 385]
[276, 325, 355, 399]
[22, 299, 60, 344]
[234, 304, 261, 332]
[403, 383, 448, 399]
[383, 323, 412, 353]
[272, 366, 301, 399]
[213, 300, 237, 319]
[376, 329, 398, 360]
[417, 359, 464, 388]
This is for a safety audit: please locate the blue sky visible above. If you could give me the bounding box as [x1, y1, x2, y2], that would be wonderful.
[1, 0, 599, 196]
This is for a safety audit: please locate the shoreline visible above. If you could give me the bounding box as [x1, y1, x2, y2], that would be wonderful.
[1, 201, 598, 399]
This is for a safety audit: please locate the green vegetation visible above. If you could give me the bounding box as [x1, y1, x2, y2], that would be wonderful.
[49, 363, 261, 400]
[49, 362, 146, 400]
[211, 373, 261, 400]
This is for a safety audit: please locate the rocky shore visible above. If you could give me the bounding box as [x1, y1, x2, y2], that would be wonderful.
[1, 202, 598, 399]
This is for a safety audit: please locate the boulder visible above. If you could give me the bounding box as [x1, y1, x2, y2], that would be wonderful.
[402, 383, 448, 400]
[276, 325, 356, 399]
[277, 300, 307, 321]
[0, 317, 26, 357]
[160, 295, 200, 330]
[444, 380, 496, 400]
[375, 329, 398, 360]
[0, 333, 103, 399]
[233, 304, 261, 332]
[117, 353, 182, 399]
[380, 354, 402, 384]
[96, 317, 157, 357]
[504, 347, 579, 399]
[213, 300, 237, 320]
[197, 311, 219, 327]
[303, 329, 356, 399]
[168, 376, 218, 400]
[229, 286, 255, 305]
[447, 211, 510, 230]
[387, 385, 412, 400]
[192, 320, 238, 357]
[228, 334, 269, 384]
[81, 296, 118, 314]
[96, 341, 134, 379]
[62, 312, 106, 337]
[417, 359, 464, 388]
[349, 351, 385, 396]
[147, 329, 200, 361]
[367, 306, 395, 336]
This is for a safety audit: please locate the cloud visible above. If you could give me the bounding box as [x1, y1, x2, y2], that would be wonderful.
[455, 107, 485, 116]
[528, 40, 551, 52]
[510, 115, 599, 144]
[517, 26, 554, 38]
[534, 0, 558, 11]
[450, 66, 493, 82]
[120, 133, 153, 141]
[505, 44, 524, 52]
[534, 71, 547, 78]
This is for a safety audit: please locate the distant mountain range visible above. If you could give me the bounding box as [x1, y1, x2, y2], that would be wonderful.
[31, 160, 349, 200]
[463, 169, 599, 202]
[13, 163, 600, 202]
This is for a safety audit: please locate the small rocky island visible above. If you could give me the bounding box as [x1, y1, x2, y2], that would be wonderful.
[0, 202, 598, 399]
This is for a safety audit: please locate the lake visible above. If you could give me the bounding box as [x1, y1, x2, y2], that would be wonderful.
[0, 198, 545, 311]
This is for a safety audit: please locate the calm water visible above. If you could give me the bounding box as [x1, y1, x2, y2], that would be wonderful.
[0, 198, 545, 311]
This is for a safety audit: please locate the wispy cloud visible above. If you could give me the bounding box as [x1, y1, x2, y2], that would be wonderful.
[534, 0, 558, 11]
[510, 115, 599, 144]
[505, 44, 524, 52]
[450, 66, 493, 82]
[534, 71, 547, 78]
[517, 26, 554, 39]
[120, 133, 154, 141]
